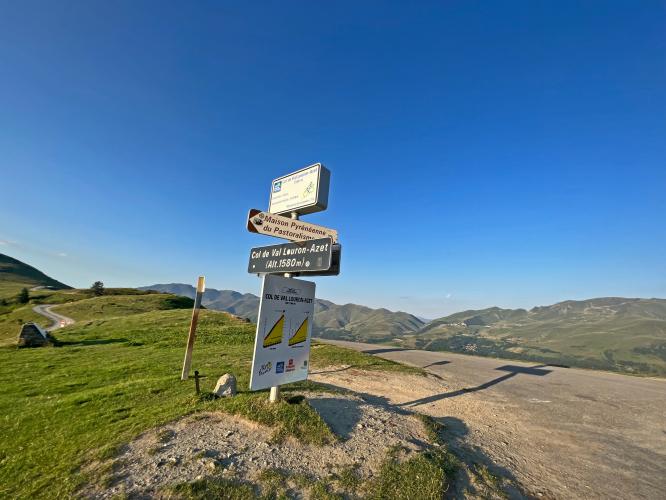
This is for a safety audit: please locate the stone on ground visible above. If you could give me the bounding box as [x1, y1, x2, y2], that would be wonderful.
[213, 374, 237, 397]
[17, 323, 50, 347]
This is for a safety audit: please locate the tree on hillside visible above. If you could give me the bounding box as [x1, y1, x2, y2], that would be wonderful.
[91, 281, 105, 296]
[17, 287, 30, 304]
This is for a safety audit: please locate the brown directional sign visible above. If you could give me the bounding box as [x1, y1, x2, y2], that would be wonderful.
[248, 238, 333, 274]
[246, 209, 339, 243]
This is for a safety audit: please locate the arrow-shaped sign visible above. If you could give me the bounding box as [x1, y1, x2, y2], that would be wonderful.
[247, 209, 339, 243]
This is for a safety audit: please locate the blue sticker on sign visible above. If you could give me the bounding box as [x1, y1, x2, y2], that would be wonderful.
[276, 361, 285, 374]
[273, 181, 282, 193]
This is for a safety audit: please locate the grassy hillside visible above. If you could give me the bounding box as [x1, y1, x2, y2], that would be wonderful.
[0, 253, 70, 290]
[0, 291, 421, 498]
[405, 298, 666, 376]
[315, 300, 425, 342]
[0, 288, 165, 346]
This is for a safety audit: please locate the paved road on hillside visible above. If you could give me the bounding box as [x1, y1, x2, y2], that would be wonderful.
[32, 305, 75, 331]
[319, 339, 666, 499]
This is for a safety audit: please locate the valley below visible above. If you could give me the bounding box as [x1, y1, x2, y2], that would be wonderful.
[142, 283, 666, 378]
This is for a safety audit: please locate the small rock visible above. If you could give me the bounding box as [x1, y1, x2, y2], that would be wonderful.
[224, 430, 234, 438]
[214, 374, 237, 398]
[168, 457, 179, 466]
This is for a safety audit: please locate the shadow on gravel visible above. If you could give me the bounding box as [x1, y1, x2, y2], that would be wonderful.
[437, 416, 528, 499]
[311, 382, 529, 499]
[424, 360, 452, 369]
[307, 397, 363, 439]
[400, 364, 552, 407]
[361, 347, 408, 355]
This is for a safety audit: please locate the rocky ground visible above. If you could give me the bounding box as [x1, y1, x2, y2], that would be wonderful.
[91, 391, 435, 499]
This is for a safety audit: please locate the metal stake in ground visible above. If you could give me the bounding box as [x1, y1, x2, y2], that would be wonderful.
[181, 276, 205, 381]
[268, 212, 300, 403]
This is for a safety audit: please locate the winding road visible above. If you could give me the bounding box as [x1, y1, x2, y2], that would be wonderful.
[32, 305, 75, 331]
[318, 339, 666, 499]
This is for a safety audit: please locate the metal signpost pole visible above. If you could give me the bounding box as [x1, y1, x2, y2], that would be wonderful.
[268, 211, 299, 403]
[181, 276, 205, 381]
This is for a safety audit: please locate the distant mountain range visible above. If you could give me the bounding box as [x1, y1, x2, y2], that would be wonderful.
[138, 283, 425, 342]
[141, 283, 666, 376]
[402, 298, 666, 376]
[0, 253, 71, 290]
[2, 252, 663, 377]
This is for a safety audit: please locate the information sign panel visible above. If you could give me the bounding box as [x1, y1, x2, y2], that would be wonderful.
[268, 163, 330, 215]
[249, 275, 316, 391]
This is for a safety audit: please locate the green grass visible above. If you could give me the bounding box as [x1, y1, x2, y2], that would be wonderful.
[0, 304, 52, 345]
[167, 477, 258, 499]
[0, 292, 423, 499]
[0, 287, 164, 345]
[213, 392, 336, 445]
[366, 446, 458, 500]
[51, 293, 194, 321]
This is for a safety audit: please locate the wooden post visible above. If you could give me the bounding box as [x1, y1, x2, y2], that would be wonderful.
[181, 276, 205, 380]
[194, 370, 201, 395]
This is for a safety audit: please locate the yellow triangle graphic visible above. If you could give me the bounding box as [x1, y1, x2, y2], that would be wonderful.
[289, 317, 308, 346]
[263, 314, 284, 348]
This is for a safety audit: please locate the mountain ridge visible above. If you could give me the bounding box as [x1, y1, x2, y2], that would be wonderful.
[0, 253, 71, 290]
[138, 283, 425, 342]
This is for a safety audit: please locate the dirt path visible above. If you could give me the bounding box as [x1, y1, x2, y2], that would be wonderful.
[313, 340, 666, 500]
[32, 304, 75, 331]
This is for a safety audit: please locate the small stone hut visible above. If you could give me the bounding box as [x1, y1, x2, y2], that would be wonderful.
[17, 323, 51, 347]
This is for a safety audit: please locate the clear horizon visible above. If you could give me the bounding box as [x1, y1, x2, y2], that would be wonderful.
[2, 2, 665, 318]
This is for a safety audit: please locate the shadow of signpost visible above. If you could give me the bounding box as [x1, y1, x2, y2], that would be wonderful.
[400, 364, 552, 408]
[435, 416, 528, 499]
[361, 347, 408, 355]
[307, 397, 364, 440]
[305, 385, 530, 498]
[423, 359, 452, 369]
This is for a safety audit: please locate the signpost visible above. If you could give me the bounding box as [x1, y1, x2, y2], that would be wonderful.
[269, 163, 330, 215]
[247, 209, 338, 243]
[246, 163, 340, 402]
[181, 276, 205, 381]
[248, 274, 316, 391]
[248, 238, 333, 274]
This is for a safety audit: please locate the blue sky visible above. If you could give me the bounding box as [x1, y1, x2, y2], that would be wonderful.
[1, 1, 665, 318]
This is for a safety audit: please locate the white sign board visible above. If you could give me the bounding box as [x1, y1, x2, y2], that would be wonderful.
[269, 163, 330, 215]
[249, 274, 316, 391]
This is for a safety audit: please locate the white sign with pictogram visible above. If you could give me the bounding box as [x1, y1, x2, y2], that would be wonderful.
[249, 274, 316, 391]
[269, 163, 330, 215]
